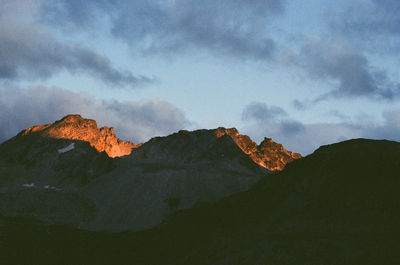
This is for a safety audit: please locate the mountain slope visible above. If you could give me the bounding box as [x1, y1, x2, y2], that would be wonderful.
[0, 114, 302, 231]
[134, 138, 400, 264]
[2, 139, 397, 264]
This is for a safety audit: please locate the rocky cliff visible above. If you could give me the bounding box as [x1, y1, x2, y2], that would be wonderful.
[19, 114, 138, 158]
[212, 127, 302, 170]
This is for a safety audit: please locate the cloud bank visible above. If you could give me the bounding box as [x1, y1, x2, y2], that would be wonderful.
[288, 39, 399, 102]
[0, 86, 188, 144]
[42, 0, 285, 60]
[0, 0, 152, 87]
[242, 101, 400, 155]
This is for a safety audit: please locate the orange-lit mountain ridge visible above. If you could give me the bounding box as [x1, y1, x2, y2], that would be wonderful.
[19, 114, 138, 158]
[213, 127, 301, 170]
[16, 114, 301, 171]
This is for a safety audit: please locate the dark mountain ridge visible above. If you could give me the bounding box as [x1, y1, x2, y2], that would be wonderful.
[2, 138, 400, 264]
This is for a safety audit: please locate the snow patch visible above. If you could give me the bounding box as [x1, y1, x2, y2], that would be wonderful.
[43, 185, 62, 191]
[23, 183, 35, 188]
[58, 143, 75, 154]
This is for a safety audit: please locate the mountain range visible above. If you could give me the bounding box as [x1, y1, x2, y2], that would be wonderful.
[1, 114, 399, 264]
[0, 114, 299, 232]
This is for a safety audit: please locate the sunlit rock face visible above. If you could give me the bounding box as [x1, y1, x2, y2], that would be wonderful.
[213, 127, 302, 171]
[20, 114, 138, 157]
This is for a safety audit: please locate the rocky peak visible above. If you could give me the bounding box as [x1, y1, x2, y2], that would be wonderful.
[213, 128, 257, 152]
[196, 127, 303, 170]
[136, 127, 301, 171]
[19, 114, 138, 158]
[209, 128, 301, 170]
[256, 137, 302, 170]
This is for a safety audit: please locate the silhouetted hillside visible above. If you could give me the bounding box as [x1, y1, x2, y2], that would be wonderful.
[2, 139, 400, 264]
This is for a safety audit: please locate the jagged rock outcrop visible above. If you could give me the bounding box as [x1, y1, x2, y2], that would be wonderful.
[214, 127, 301, 170]
[133, 127, 301, 171]
[20, 114, 138, 158]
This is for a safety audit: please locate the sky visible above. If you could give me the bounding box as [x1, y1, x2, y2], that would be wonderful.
[1, 0, 400, 154]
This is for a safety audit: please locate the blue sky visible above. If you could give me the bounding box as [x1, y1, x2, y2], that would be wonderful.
[1, 0, 400, 154]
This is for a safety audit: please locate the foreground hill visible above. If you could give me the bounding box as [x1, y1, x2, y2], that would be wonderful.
[2, 139, 399, 264]
[0, 114, 300, 231]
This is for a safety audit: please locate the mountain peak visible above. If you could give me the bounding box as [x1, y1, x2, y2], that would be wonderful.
[19, 114, 138, 158]
[215, 129, 302, 171]
[213, 127, 239, 137]
[55, 114, 97, 127]
[134, 126, 301, 171]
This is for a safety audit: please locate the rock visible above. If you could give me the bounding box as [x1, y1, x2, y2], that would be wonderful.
[132, 126, 301, 171]
[19, 114, 138, 158]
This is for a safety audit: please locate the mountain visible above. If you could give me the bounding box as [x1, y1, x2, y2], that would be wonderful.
[18, 114, 138, 157]
[124, 138, 400, 264]
[0, 114, 301, 232]
[132, 127, 301, 171]
[2, 138, 399, 265]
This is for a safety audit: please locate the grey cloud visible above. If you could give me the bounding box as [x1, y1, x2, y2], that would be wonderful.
[242, 102, 287, 122]
[0, 86, 188, 144]
[292, 99, 308, 110]
[295, 39, 398, 101]
[242, 102, 304, 137]
[243, 120, 363, 155]
[328, 111, 348, 122]
[0, 1, 152, 87]
[361, 108, 400, 140]
[242, 105, 400, 155]
[41, 0, 285, 60]
[279, 120, 305, 136]
[330, 0, 400, 39]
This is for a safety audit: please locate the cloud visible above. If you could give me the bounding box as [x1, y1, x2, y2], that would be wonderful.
[292, 39, 398, 101]
[41, 0, 285, 60]
[241, 101, 304, 142]
[241, 101, 400, 155]
[292, 99, 307, 111]
[330, 0, 400, 41]
[0, 0, 152, 87]
[242, 102, 287, 122]
[279, 120, 305, 136]
[0, 85, 188, 144]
